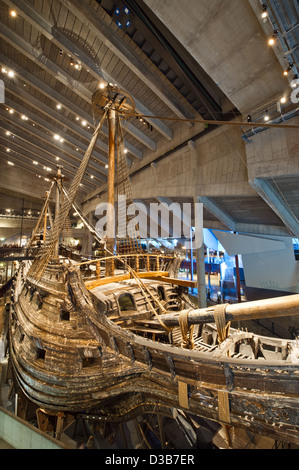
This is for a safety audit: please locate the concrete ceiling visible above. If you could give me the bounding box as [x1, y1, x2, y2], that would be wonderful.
[0, 0, 299, 242]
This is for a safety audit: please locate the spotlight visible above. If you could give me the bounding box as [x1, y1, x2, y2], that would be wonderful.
[268, 29, 279, 46]
[261, 3, 268, 19]
[280, 96, 287, 104]
[283, 64, 293, 77]
[7, 70, 15, 78]
[56, 104, 62, 110]
[10, 10, 17, 17]
[264, 115, 270, 122]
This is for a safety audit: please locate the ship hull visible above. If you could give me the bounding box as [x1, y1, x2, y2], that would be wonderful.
[8, 261, 299, 445]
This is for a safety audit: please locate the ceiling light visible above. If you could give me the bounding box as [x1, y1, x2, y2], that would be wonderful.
[280, 96, 287, 104]
[264, 115, 270, 122]
[33, 161, 38, 165]
[82, 120, 87, 126]
[59, 138, 64, 143]
[7, 70, 15, 78]
[1, 67, 7, 73]
[268, 29, 279, 46]
[76, 116, 80, 121]
[7, 161, 14, 166]
[90, 175, 94, 179]
[99, 82, 106, 89]
[56, 104, 62, 110]
[261, 3, 268, 19]
[56, 157, 60, 161]
[6, 209, 11, 213]
[5, 131, 11, 136]
[105, 164, 108, 169]
[124, 149, 128, 154]
[10, 10, 17, 17]
[21, 115, 28, 120]
[9, 109, 14, 114]
[54, 134, 60, 140]
[6, 148, 11, 152]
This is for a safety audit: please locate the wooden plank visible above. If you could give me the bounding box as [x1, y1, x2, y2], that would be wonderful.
[151, 276, 198, 289]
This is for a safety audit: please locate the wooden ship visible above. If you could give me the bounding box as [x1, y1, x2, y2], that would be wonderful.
[7, 84, 299, 446]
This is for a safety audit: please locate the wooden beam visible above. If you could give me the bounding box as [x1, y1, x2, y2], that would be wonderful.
[85, 271, 169, 290]
[150, 276, 198, 289]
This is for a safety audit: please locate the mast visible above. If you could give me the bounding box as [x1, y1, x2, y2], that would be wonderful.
[106, 108, 116, 276]
[54, 166, 63, 258]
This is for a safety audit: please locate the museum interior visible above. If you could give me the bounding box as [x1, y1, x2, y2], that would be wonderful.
[0, 0, 299, 450]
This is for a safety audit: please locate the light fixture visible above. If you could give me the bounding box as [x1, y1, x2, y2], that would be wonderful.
[56, 104, 62, 110]
[264, 115, 270, 122]
[59, 138, 64, 143]
[6, 148, 11, 152]
[284, 63, 294, 77]
[1, 67, 7, 73]
[9, 109, 14, 114]
[7, 70, 15, 78]
[10, 10, 17, 17]
[280, 96, 287, 104]
[124, 148, 128, 154]
[7, 161, 14, 166]
[105, 164, 108, 169]
[54, 134, 60, 140]
[82, 120, 87, 126]
[76, 116, 80, 121]
[247, 115, 252, 123]
[6, 208, 11, 213]
[261, 3, 268, 19]
[56, 157, 60, 161]
[90, 175, 94, 179]
[21, 115, 28, 120]
[292, 74, 298, 87]
[33, 161, 38, 165]
[268, 29, 279, 46]
[5, 131, 11, 136]
[99, 82, 106, 89]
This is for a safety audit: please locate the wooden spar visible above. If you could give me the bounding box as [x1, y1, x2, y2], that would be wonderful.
[156, 294, 299, 327]
[106, 108, 116, 277]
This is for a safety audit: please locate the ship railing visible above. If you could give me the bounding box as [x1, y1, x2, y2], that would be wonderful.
[75, 253, 176, 283]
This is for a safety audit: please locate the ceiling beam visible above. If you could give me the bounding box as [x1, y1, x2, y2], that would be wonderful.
[60, 0, 193, 120]
[0, 0, 163, 146]
[197, 196, 237, 231]
[4, 84, 108, 177]
[0, 21, 143, 160]
[0, 110, 103, 187]
[251, 178, 299, 237]
[0, 134, 96, 192]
